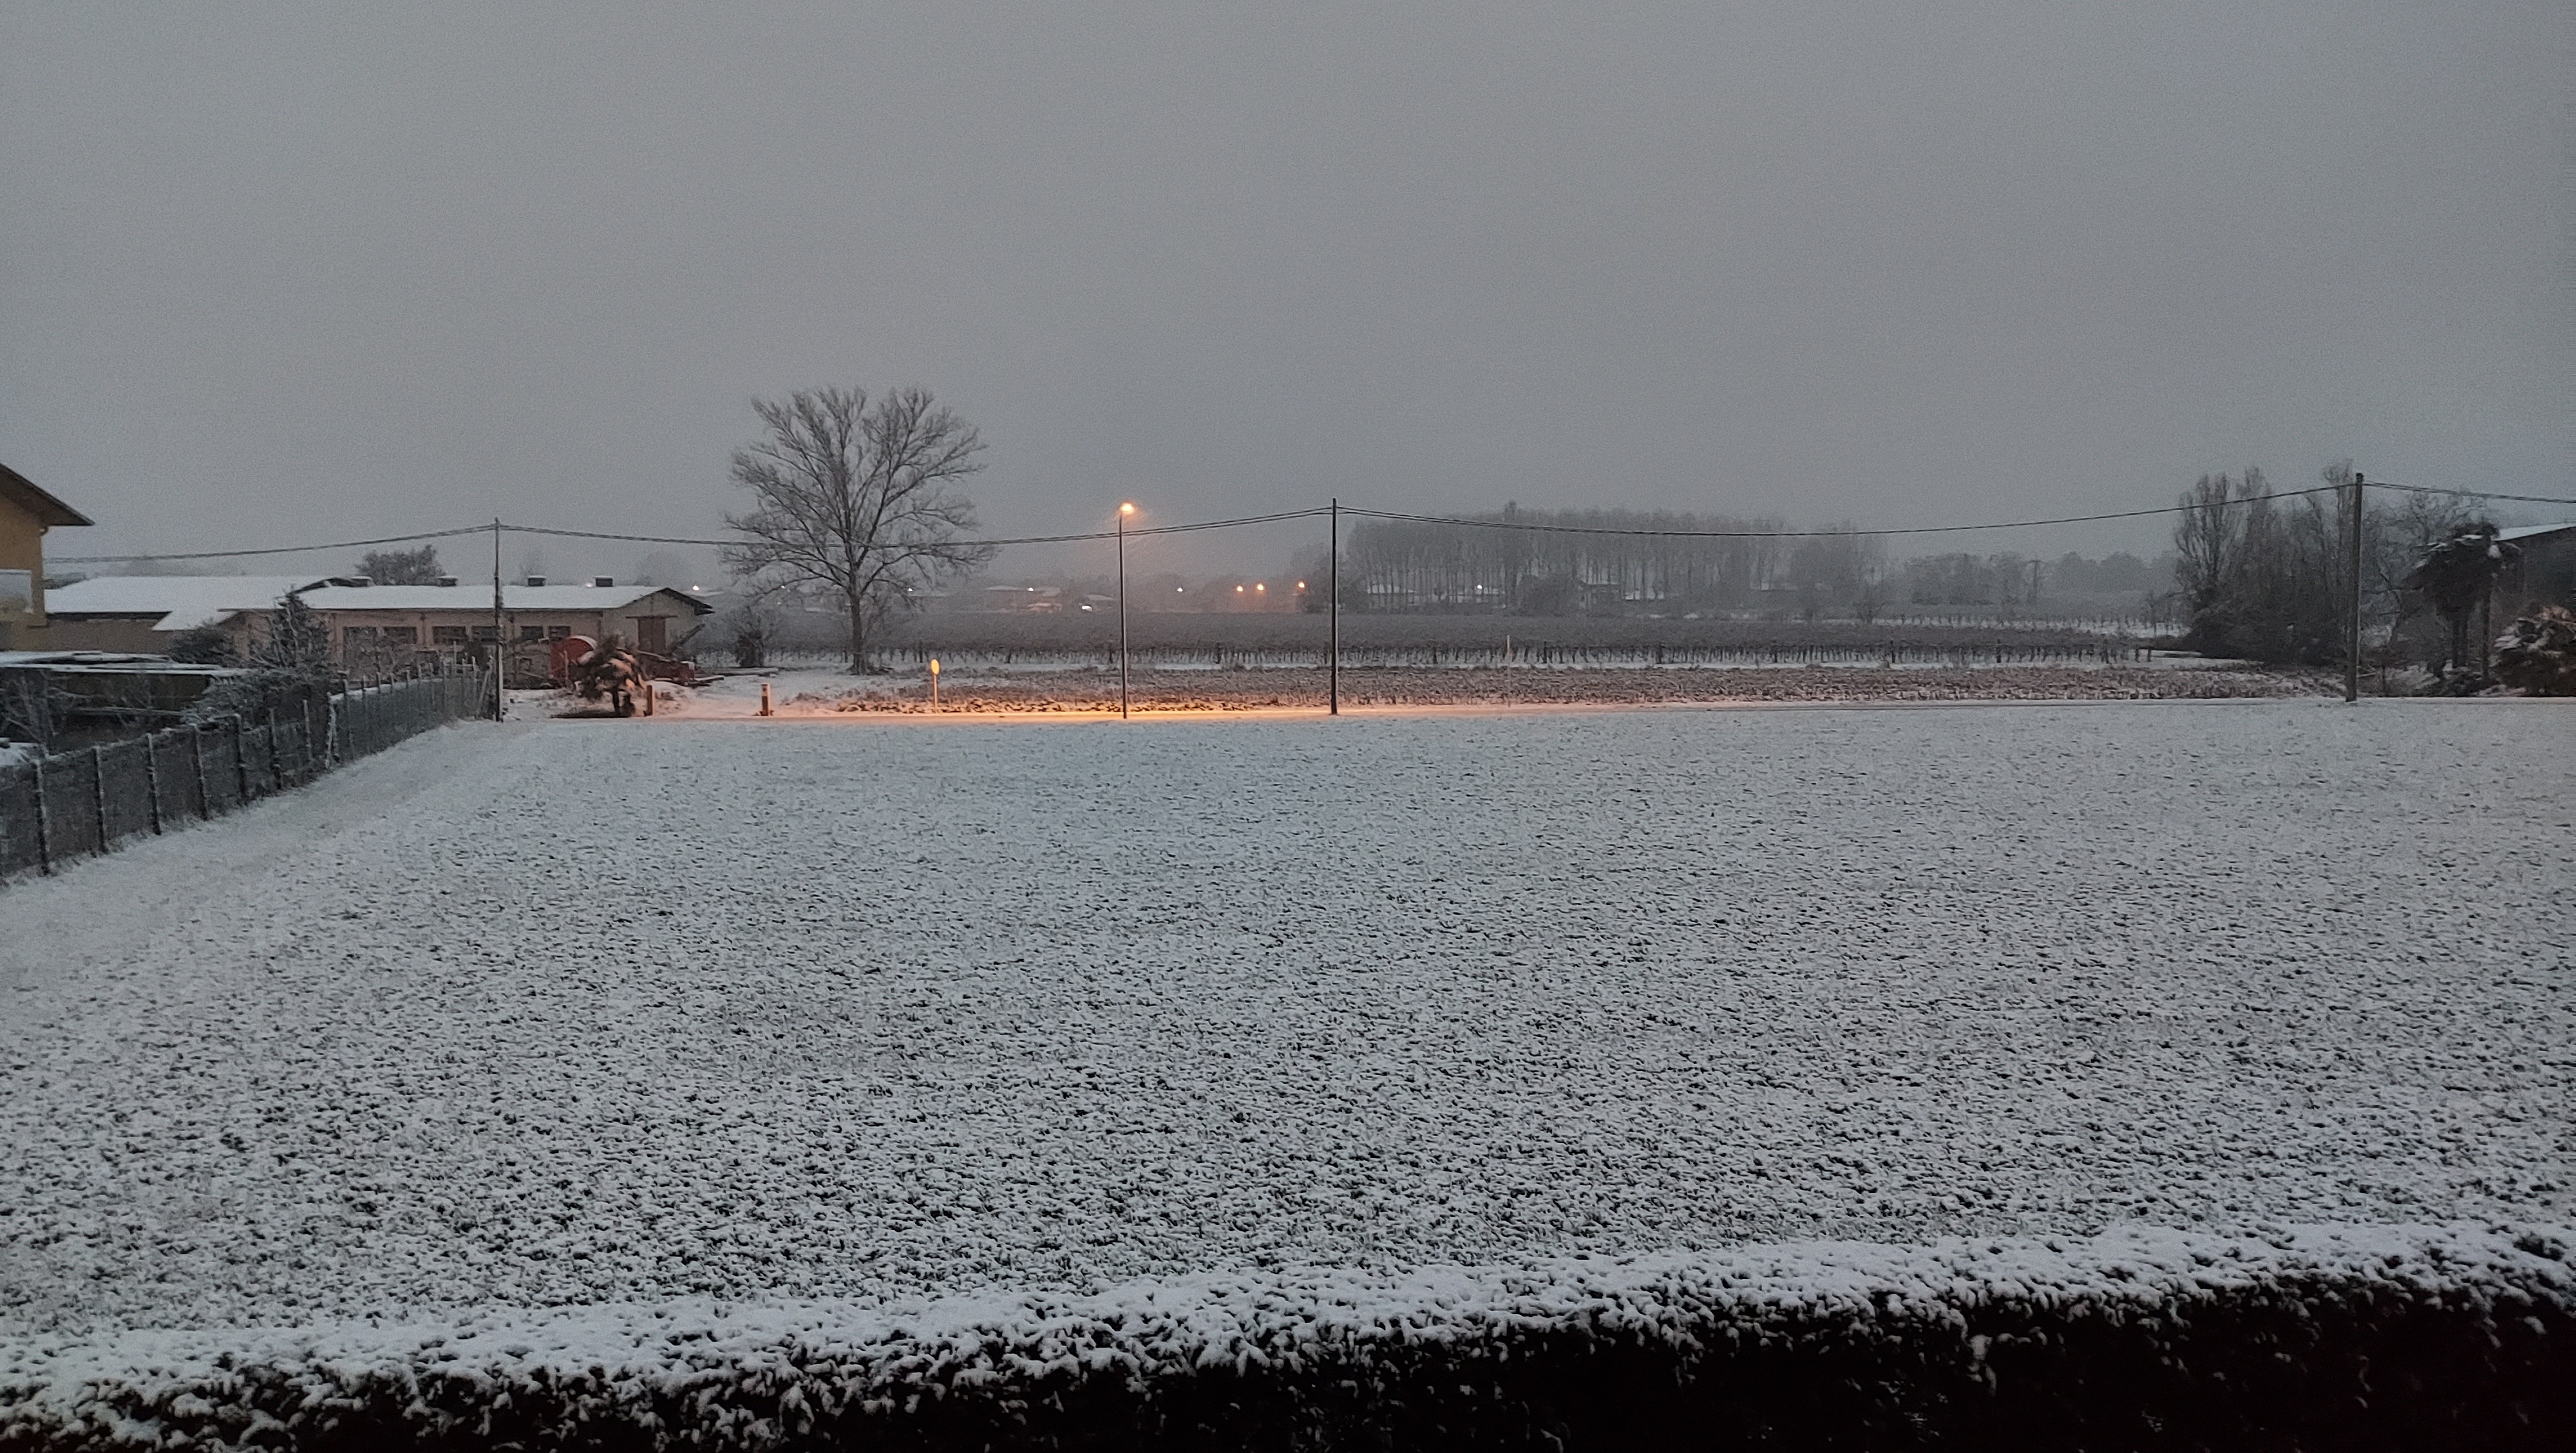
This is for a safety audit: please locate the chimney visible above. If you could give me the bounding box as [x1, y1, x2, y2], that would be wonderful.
[525, 576, 546, 587]
[437, 576, 458, 587]
[592, 576, 614, 587]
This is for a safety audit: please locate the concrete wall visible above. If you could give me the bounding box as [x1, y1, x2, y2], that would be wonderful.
[2500, 533, 2575, 618]
[30, 616, 171, 654]
[0, 493, 48, 649]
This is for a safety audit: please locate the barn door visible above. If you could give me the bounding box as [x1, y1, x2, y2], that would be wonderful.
[636, 616, 667, 652]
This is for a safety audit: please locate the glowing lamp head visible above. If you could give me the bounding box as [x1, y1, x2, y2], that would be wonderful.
[1119, 502, 1135, 516]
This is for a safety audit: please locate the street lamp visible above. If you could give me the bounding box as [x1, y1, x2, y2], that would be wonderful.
[1117, 503, 1135, 719]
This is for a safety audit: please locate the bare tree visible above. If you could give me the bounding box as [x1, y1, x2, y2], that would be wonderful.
[723, 387, 994, 670]
[357, 546, 444, 585]
[0, 669, 68, 750]
[2170, 471, 2255, 634]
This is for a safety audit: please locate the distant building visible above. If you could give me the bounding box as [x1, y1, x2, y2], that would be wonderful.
[0, 462, 95, 649]
[2497, 523, 2576, 619]
[40, 575, 715, 667]
[292, 580, 715, 666]
[982, 584, 1063, 614]
[42, 575, 352, 654]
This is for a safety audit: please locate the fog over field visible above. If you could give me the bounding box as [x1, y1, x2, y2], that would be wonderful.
[6, 6, 2572, 1442]
[6, 3, 2568, 573]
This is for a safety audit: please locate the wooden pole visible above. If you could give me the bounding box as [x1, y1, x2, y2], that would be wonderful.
[32, 755, 51, 875]
[2345, 473, 2365, 703]
[189, 721, 208, 821]
[1329, 497, 1340, 716]
[491, 519, 506, 720]
[1117, 506, 1130, 719]
[145, 731, 164, 835]
[91, 745, 109, 851]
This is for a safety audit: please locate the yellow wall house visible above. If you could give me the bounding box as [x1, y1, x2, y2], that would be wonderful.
[0, 462, 96, 650]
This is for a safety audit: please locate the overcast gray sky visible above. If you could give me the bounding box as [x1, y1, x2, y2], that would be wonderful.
[5, 2, 2569, 576]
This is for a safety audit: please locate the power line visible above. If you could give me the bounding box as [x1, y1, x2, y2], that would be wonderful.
[55, 524, 495, 565]
[47, 480, 2566, 565]
[502, 507, 1332, 549]
[1349, 479, 2573, 538]
[1347, 486, 2362, 539]
[2367, 480, 2576, 508]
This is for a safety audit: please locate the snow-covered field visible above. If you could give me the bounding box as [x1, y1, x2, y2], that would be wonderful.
[1, 700, 2569, 1438]
[650, 659, 2325, 718]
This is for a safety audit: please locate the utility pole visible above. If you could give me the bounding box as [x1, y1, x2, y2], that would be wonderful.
[1117, 502, 1133, 719]
[491, 518, 506, 721]
[2345, 473, 2365, 703]
[1328, 498, 1340, 716]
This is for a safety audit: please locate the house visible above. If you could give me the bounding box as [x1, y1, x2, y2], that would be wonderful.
[41, 575, 352, 654]
[39, 574, 715, 672]
[0, 462, 95, 649]
[2496, 523, 2576, 619]
[292, 579, 715, 673]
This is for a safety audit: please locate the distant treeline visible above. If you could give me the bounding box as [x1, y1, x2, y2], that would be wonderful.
[1340, 507, 2169, 616]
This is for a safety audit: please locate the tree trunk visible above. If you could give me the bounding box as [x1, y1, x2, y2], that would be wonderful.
[846, 593, 869, 674]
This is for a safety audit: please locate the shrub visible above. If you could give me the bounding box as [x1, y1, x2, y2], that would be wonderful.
[2494, 605, 2576, 696]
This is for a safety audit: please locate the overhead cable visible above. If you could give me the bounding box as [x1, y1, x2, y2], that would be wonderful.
[2366, 481, 2576, 508]
[55, 524, 495, 565]
[47, 479, 2564, 564]
[500, 507, 1332, 549]
[1346, 486, 2358, 538]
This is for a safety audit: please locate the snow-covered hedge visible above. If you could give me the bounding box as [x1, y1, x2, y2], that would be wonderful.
[6, 1224, 2568, 1450]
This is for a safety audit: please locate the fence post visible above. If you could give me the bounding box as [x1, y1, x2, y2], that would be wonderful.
[32, 754, 52, 875]
[144, 732, 164, 835]
[91, 745, 111, 849]
[190, 725, 209, 820]
[232, 716, 251, 802]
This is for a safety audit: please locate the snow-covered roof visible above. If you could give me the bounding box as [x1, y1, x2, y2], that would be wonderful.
[0, 650, 219, 668]
[2496, 522, 2575, 543]
[41, 575, 342, 631]
[296, 584, 714, 614]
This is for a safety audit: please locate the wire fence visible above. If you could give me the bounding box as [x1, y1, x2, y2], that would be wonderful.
[0, 669, 491, 882]
[891, 638, 2162, 672]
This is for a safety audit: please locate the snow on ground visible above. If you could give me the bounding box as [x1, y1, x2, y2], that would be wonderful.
[658, 660, 2326, 718]
[7, 1221, 2567, 1443]
[0, 701, 2568, 1349]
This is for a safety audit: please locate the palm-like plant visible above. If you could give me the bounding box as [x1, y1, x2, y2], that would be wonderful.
[2405, 524, 2520, 675]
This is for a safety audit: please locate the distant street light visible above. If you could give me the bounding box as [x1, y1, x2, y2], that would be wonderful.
[1117, 503, 1135, 719]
